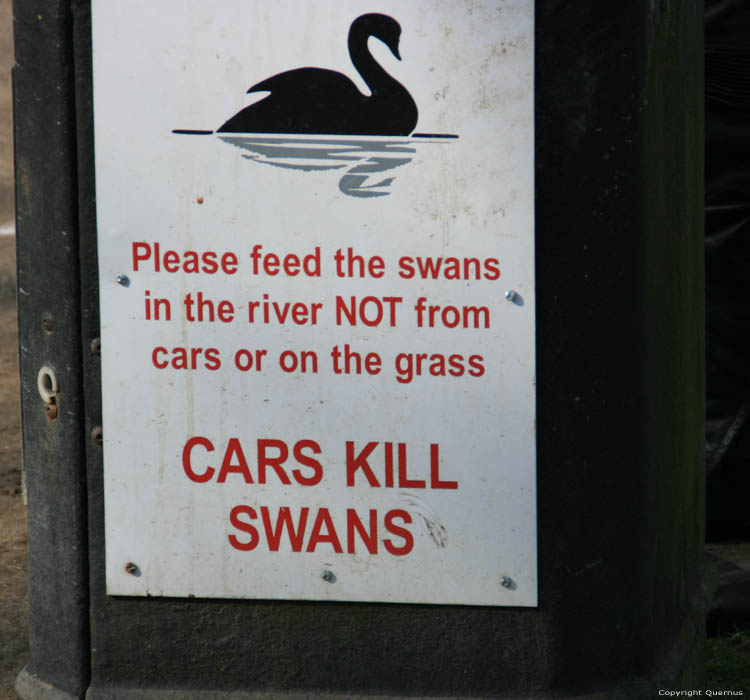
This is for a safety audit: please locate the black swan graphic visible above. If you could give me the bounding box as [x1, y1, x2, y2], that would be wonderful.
[217, 13, 419, 136]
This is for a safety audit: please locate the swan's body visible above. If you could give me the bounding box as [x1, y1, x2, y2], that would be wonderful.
[218, 14, 418, 136]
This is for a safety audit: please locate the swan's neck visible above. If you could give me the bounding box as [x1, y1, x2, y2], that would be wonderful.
[349, 26, 404, 98]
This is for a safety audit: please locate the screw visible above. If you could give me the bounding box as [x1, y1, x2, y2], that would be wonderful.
[44, 403, 58, 421]
[125, 562, 139, 575]
[505, 290, 519, 303]
[501, 576, 515, 589]
[90, 338, 101, 355]
[91, 426, 103, 446]
[321, 569, 335, 583]
[116, 274, 130, 287]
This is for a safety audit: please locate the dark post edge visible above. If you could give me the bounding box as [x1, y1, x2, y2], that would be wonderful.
[12, 0, 91, 698]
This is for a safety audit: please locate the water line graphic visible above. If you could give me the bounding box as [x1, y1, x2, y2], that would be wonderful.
[173, 14, 457, 198]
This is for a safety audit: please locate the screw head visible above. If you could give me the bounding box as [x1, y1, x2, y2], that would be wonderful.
[321, 569, 335, 583]
[125, 562, 140, 576]
[505, 290, 519, 303]
[91, 426, 103, 446]
[90, 337, 101, 355]
[501, 576, 516, 590]
[115, 274, 130, 287]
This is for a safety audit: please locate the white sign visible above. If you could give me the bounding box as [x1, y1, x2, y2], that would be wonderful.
[93, 0, 536, 606]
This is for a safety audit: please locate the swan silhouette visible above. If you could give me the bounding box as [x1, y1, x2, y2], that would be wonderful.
[217, 14, 419, 136]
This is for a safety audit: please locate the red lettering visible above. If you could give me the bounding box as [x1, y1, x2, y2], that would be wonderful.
[347, 509, 378, 554]
[484, 258, 501, 280]
[261, 506, 308, 552]
[152, 346, 168, 369]
[264, 253, 280, 275]
[227, 506, 416, 556]
[398, 443, 426, 488]
[132, 241, 152, 271]
[416, 256, 442, 278]
[398, 256, 415, 279]
[335, 296, 401, 327]
[306, 508, 343, 553]
[346, 441, 381, 487]
[468, 355, 485, 377]
[397, 255, 501, 281]
[384, 509, 414, 555]
[292, 440, 323, 486]
[163, 249, 179, 272]
[220, 252, 238, 274]
[448, 354, 465, 377]
[384, 442, 394, 487]
[204, 347, 221, 370]
[182, 437, 215, 483]
[217, 438, 253, 483]
[130, 242, 238, 274]
[228, 505, 259, 551]
[430, 444, 458, 489]
[283, 253, 300, 275]
[257, 439, 292, 484]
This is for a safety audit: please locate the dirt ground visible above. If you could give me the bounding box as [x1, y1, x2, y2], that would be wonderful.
[0, 0, 11, 230]
[0, 292, 23, 700]
[0, 0, 26, 698]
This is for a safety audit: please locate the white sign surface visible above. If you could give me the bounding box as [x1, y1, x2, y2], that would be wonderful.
[93, 0, 536, 606]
